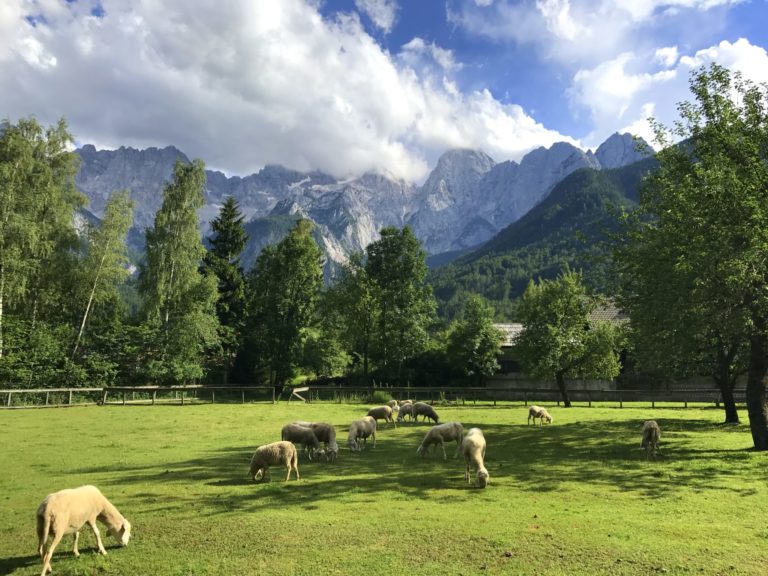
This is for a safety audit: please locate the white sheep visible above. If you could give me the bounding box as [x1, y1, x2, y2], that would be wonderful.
[399, 399, 413, 406]
[347, 416, 377, 451]
[462, 428, 489, 488]
[292, 421, 338, 462]
[397, 402, 414, 423]
[249, 441, 300, 482]
[386, 399, 400, 412]
[641, 420, 661, 460]
[412, 402, 440, 424]
[36, 485, 131, 576]
[527, 405, 553, 426]
[367, 405, 397, 428]
[416, 422, 465, 460]
[281, 423, 321, 460]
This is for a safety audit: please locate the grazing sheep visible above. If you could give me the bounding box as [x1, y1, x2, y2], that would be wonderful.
[367, 405, 397, 428]
[386, 399, 400, 412]
[281, 423, 321, 460]
[462, 428, 489, 488]
[249, 441, 300, 482]
[36, 485, 131, 576]
[292, 421, 338, 462]
[412, 402, 440, 424]
[416, 422, 465, 460]
[397, 402, 414, 423]
[399, 399, 413, 406]
[527, 405, 553, 426]
[641, 420, 661, 460]
[347, 416, 377, 451]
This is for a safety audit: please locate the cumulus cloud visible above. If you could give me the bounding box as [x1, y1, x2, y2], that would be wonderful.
[570, 38, 768, 147]
[354, 0, 398, 34]
[0, 0, 576, 182]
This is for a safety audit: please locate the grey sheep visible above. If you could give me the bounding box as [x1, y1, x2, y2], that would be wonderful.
[397, 402, 414, 423]
[348, 416, 377, 451]
[412, 401, 440, 424]
[36, 485, 131, 576]
[367, 405, 397, 428]
[281, 423, 321, 460]
[249, 441, 300, 482]
[641, 420, 661, 460]
[416, 422, 464, 460]
[462, 428, 489, 488]
[292, 421, 338, 462]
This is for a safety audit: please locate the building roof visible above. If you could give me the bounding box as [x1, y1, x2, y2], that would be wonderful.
[494, 323, 524, 347]
[588, 301, 629, 324]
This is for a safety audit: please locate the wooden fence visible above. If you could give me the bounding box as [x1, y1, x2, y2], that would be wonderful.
[0, 385, 744, 409]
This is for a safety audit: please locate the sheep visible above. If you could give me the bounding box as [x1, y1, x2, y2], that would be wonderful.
[396, 402, 414, 423]
[291, 421, 338, 461]
[281, 423, 321, 460]
[462, 428, 489, 488]
[347, 416, 377, 452]
[412, 402, 440, 424]
[367, 405, 397, 428]
[416, 422, 465, 460]
[249, 441, 300, 482]
[386, 399, 400, 412]
[641, 420, 661, 460]
[36, 485, 131, 576]
[527, 405, 553, 426]
[399, 399, 413, 406]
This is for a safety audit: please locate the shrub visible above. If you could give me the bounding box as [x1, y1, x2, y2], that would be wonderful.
[371, 390, 392, 404]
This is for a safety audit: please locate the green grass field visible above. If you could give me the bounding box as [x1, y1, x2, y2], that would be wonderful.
[1, 402, 766, 576]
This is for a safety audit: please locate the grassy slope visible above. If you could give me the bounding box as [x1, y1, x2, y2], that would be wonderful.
[0, 403, 765, 576]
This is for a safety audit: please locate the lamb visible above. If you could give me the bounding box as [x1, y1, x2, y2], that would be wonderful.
[291, 421, 338, 462]
[281, 423, 321, 460]
[462, 428, 489, 488]
[527, 405, 553, 426]
[641, 420, 661, 460]
[412, 401, 440, 424]
[367, 405, 397, 428]
[396, 402, 414, 423]
[249, 440, 300, 482]
[416, 422, 465, 460]
[347, 416, 377, 451]
[36, 485, 131, 576]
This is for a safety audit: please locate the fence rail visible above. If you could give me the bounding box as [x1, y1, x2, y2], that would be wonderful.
[0, 385, 745, 410]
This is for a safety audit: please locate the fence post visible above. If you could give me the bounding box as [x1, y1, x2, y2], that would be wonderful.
[181, 391, 185, 406]
[122, 392, 126, 406]
[684, 399, 688, 409]
[272, 387, 276, 404]
[45, 392, 49, 406]
[242, 390, 245, 404]
[524, 391, 528, 406]
[68, 390, 72, 405]
[212, 390, 215, 404]
[619, 391, 623, 409]
[7, 392, 11, 407]
[587, 390, 591, 408]
[102, 389, 108, 405]
[152, 390, 157, 405]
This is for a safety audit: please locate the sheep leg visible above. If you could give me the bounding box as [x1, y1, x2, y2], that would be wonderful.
[371, 431, 376, 448]
[440, 440, 447, 461]
[41, 530, 64, 576]
[453, 440, 462, 459]
[72, 530, 80, 557]
[88, 520, 108, 555]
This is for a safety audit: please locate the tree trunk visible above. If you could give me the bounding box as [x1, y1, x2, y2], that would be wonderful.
[746, 331, 768, 450]
[555, 371, 572, 407]
[73, 249, 109, 359]
[720, 384, 740, 424]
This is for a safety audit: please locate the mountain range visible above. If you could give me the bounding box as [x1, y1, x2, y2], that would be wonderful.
[74, 132, 650, 276]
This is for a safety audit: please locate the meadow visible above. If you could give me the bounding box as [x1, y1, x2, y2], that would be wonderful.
[0, 401, 766, 576]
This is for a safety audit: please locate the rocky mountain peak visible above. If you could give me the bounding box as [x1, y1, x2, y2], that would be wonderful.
[595, 132, 650, 169]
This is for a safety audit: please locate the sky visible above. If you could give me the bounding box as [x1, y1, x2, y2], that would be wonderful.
[1, 0, 767, 182]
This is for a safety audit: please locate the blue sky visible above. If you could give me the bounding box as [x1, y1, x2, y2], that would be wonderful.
[1, 0, 767, 181]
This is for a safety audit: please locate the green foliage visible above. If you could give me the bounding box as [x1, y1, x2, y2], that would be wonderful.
[515, 270, 623, 406]
[370, 389, 392, 404]
[618, 64, 768, 443]
[245, 219, 324, 386]
[301, 327, 350, 379]
[139, 159, 220, 384]
[366, 226, 437, 383]
[202, 196, 248, 383]
[446, 295, 503, 385]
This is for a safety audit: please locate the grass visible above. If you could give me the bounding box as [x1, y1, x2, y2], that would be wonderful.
[0, 402, 766, 575]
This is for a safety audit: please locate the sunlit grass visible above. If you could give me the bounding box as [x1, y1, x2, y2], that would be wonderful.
[0, 402, 765, 575]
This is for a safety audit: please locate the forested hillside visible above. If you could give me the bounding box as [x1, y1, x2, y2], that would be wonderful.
[430, 157, 657, 320]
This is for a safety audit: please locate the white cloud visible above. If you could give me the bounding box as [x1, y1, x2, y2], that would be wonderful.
[654, 46, 679, 68]
[354, 0, 398, 34]
[448, 0, 741, 65]
[570, 38, 768, 148]
[0, 0, 576, 182]
[399, 37, 461, 72]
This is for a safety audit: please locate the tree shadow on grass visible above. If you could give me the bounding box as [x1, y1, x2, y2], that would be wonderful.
[67, 416, 760, 516]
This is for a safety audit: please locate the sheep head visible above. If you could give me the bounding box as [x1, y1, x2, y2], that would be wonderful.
[477, 469, 490, 489]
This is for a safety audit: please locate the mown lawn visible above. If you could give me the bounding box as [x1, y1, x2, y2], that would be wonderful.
[0, 401, 766, 576]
